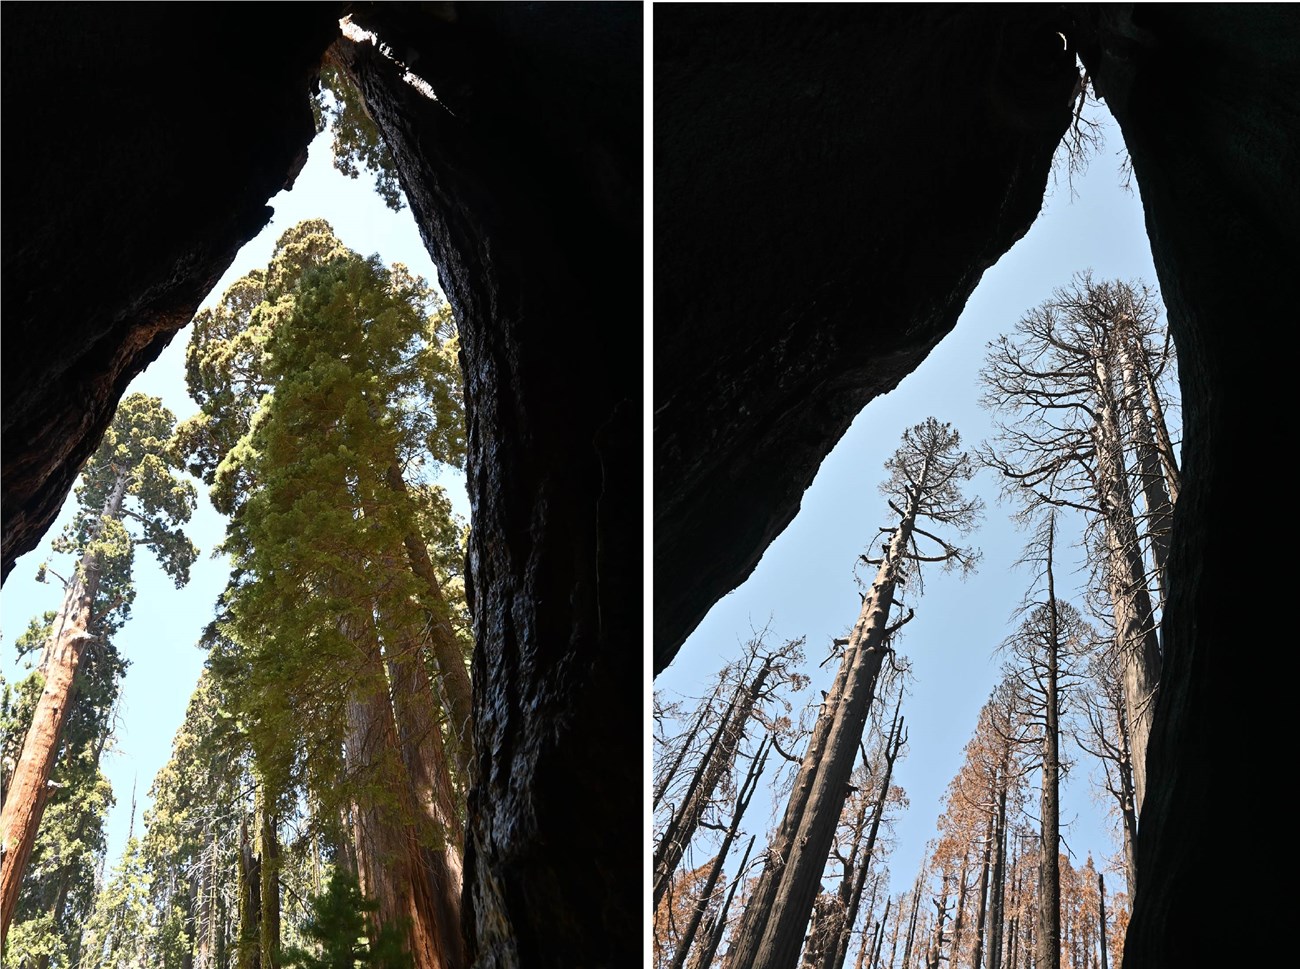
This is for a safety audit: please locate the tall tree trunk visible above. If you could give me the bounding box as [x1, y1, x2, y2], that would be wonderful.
[924, 876, 951, 969]
[901, 872, 923, 969]
[1112, 703, 1138, 903]
[972, 803, 996, 969]
[827, 703, 905, 969]
[734, 491, 920, 969]
[238, 815, 262, 969]
[1092, 357, 1161, 815]
[343, 612, 445, 969]
[655, 656, 775, 908]
[867, 898, 889, 969]
[259, 804, 281, 969]
[388, 619, 467, 968]
[987, 774, 1009, 969]
[695, 834, 756, 969]
[1037, 537, 1061, 969]
[671, 738, 770, 969]
[0, 465, 128, 941]
[1133, 336, 1180, 506]
[728, 642, 859, 968]
[950, 858, 970, 969]
[1117, 323, 1174, 609]
[1096, 874, 1107, 969]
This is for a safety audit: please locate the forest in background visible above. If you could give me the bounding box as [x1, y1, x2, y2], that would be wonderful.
[653, 273, 1179, 969]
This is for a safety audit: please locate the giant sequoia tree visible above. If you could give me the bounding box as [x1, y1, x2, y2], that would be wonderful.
[179, 220, 470, 968]
[1, 394, 197, 942]
[727, 419, 980, 969]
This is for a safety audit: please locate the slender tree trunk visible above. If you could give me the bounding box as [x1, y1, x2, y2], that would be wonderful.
[950, 858, 970, 968]
[828, 703, 905, 969]
[655, 656, 774, 909]
[1095, 874, 1107, 969]
[866, 899, 889, 969]
[0, 466, 128, 941]
[924, 876, 951, 969]
[901, 874, 923, 969]
[1112, 704, 1138, 902]
[972, 804, 996, 969]
[737, 496, 919, 969]
[1134, 339, 1180, 505]
[670, 737, 770, 969]
[1037, 540, 1061, 969]
[885, 898, 902, 969]
[987, 775, 1009, 969]
[695, 834, 756, 969]
[196, 829, 214, 969]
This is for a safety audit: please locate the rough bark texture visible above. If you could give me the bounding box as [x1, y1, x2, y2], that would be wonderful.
[654, 4, 1078, 670]
[335, 8, 642, 965]
[1069, 7, 1300, 960]
[727, 640, 859, 969]
[736, 517, 913, 969]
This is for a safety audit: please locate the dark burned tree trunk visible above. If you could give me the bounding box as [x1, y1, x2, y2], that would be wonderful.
[826, 703, 906, 969]
[655, 656, 775, 909]
[901, 872, 923, 969]
[1036, 539, 1062, 969]
[971, 802, 996, 969]
[728, 644, 858, 967]
[694, 834, 757, 969]
[1096, 873, 1108, 969]
[669, 737, 771, 969]
[987, 775, 1009, 969]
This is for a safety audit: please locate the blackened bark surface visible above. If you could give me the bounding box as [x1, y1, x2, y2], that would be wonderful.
[653, 5, 1077, 670]
[337, 6, 642, 966]
[1072, 6, 1300, 962]
[0, 4, 338, 578]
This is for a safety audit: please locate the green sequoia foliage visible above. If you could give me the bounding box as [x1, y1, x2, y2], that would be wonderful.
[78, 837, 152, 969]
[313, 61, 404, 211]
[282, 871, 413, 969]
[179, 215, 467, 834]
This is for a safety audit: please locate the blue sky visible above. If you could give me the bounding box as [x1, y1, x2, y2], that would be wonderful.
[1, 127, 468, 867]
[653, 110, 1167, 905]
